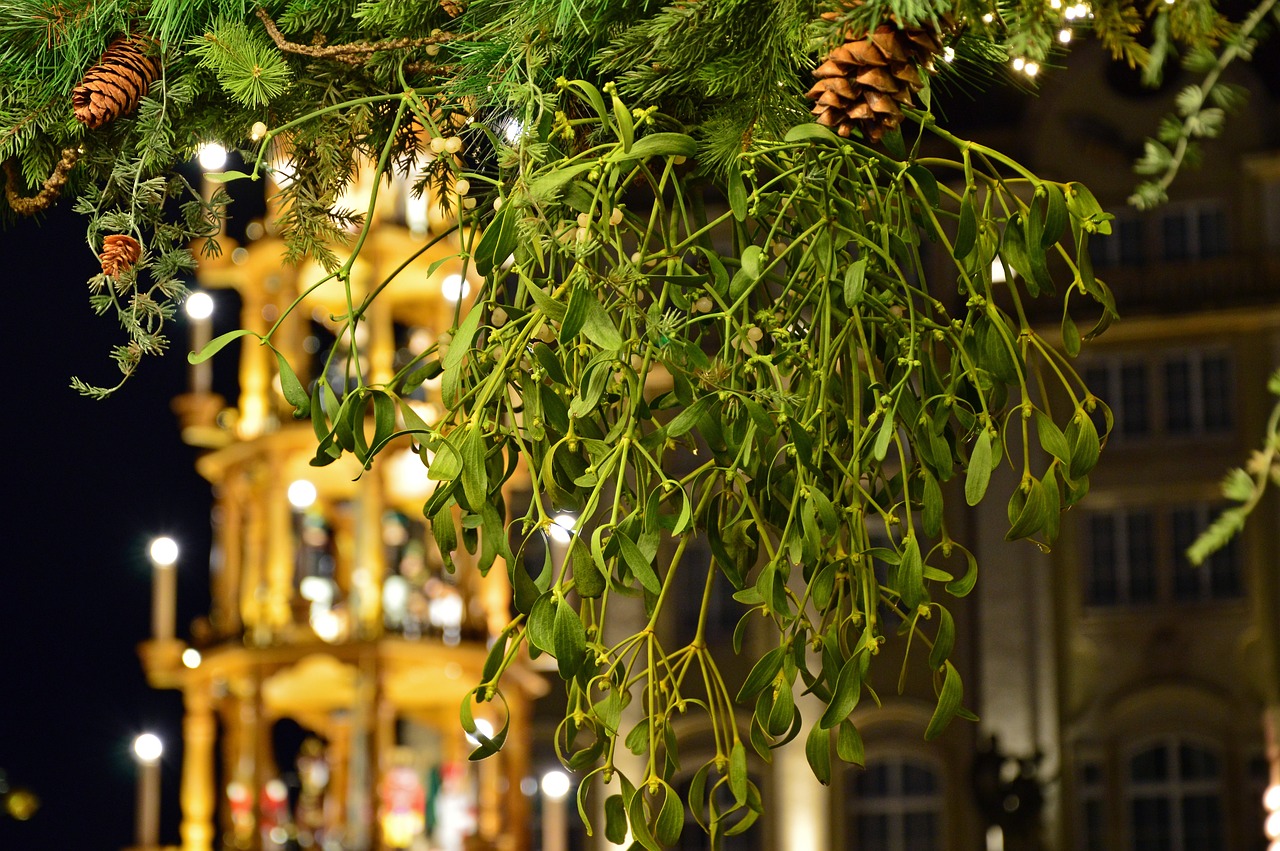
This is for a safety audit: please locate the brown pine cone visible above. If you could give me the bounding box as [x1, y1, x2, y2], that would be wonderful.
[807, 13, 944, 142]
[99, 234, 142, 277]
[73, 35, 160, 130]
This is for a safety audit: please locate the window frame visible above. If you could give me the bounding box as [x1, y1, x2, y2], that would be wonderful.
[1089, 199, 1229, 269]
[841, 753, 947, 851]
[1079, 347, 1235, 446]
[1081, 502, 1244, 610]
[1124, 736, 1225, 851]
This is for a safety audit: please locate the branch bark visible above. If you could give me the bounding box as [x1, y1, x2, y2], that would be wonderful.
[255, 8, 458, 66]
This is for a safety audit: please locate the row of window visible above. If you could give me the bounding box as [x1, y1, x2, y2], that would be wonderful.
[673, 744, 1267, 851]
[1078, 739, 1272, 851]
[1083, 349, 1233, 441]
[1091, 202, 1230, 268]
[1084, 503, 1242, 607]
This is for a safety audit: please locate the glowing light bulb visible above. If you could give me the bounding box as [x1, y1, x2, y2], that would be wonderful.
[500, 117, 523, 145]
[1058, 28, 1073, 43]
[1024, 61, 1040, 77]
[441, 273, 471, 303]
[541, 770, 571, 800]
[1012, 57, 1026, 71]
[182, 648, 202, 668]
[547, 513, 577, 545]
[197, 142, 227, 171]
[149, 536, 178, 567]
[133, 733, 163, 764]
[466, 718, 495, 747]
[288, 479, 318, 509]
[186, 291, 214, 320]
[310, 608, 342, 642]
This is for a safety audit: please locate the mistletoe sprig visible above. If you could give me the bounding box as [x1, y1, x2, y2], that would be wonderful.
[194, 76, 1116, 845]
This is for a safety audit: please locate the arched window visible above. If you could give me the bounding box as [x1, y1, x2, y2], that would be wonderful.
[1127, 738, 1223, 851]
[845, 756, 944, 851]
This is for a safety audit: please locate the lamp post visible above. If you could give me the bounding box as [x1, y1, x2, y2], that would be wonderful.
[185, 291, 215, 395]
[149, 537, 178, 642]
[133, 733, 163, 850]
[540, 770, 571, 851]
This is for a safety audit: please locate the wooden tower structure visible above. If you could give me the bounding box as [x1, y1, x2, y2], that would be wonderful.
[138, 161, 543, 851]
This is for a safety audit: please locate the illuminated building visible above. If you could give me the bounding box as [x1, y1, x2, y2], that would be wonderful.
[138, 154, 544, 851]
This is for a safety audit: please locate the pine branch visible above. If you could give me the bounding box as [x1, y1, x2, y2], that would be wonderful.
[190, 19, 294, 107]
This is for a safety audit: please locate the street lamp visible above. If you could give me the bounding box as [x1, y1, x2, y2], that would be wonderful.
[540, 770, 571, 851]
[148, 537, 178, 642]
[132, 733, 163, 850]
[185, 291, 215, 394]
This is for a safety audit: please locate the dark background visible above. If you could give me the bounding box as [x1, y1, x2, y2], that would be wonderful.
[0, 199, 216, 851]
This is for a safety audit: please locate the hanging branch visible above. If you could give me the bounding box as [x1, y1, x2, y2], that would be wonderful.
[1187, 370, 1280, 565]
[1129, 0, 1278, 209]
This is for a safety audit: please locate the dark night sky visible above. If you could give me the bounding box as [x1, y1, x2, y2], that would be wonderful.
[0, 201, 215, 850]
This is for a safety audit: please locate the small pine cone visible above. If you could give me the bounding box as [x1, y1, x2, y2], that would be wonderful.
[99, 234, 142, 277]
[73, 35, 160, 130]
[440, 0, 465, 15]
[807, 17, 943, 143]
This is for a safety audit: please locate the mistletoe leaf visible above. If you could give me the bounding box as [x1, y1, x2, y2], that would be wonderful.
[610, 132, 696, 162]
[819, 653, 863, 729]
[804, 722, 832, 785]
[473, 204, 517, 278]
[923, 661, 964, 740]
[836, 720, 865, 765]
[965, 429, 994, 506]
[552, 596, 587, 678]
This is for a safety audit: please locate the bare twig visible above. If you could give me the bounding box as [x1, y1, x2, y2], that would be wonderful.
[255, 7, 459, 65]
[4, 147, 79, 216]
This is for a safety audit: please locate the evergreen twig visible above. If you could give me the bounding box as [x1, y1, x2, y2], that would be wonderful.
[1129, 0, 1278, 209]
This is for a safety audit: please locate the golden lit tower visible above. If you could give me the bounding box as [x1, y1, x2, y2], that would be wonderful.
[138, 154, 543, 851]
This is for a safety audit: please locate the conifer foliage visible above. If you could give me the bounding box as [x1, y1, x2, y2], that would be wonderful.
[0, 0, 1274, 846]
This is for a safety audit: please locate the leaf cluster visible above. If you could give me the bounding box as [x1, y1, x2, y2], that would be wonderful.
[189, 76, 1117, 846]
